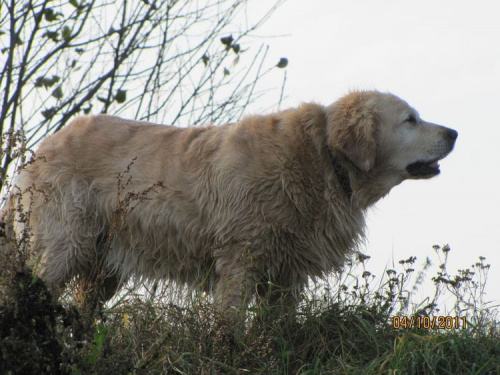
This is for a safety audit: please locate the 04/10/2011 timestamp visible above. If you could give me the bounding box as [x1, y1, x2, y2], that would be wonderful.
[392, 315, 467, 330]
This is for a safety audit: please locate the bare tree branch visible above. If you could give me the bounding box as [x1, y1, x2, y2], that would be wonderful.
[0, 0, 287, 194]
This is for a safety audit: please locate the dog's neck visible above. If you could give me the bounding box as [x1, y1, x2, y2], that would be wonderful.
[329, 152, 353, 200]
[328, 151, 405, 209]
[351, 167, 405, 209]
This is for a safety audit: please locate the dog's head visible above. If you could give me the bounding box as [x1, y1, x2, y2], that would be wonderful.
[326, 91, 458, 181]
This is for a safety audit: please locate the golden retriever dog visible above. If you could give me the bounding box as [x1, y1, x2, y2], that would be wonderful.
[6, 91, 457, 314]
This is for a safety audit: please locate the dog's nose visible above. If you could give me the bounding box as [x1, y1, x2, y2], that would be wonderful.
[447, 128, 458, 141]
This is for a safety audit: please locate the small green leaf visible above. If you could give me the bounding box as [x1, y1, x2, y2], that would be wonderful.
[69, 0, 79, 8]
[62, 26, 71, 42]
[223, 68, 230, 76]
[44, 8, 59, 22]
[75, 48, 84, 54]
[83, 105, 92, 114]
[35, 75, 60, 89]
[52, 86, 63, 100]
[34, 77, 45, 88]
[14, 34, 23, 46]
[220, 35, 233, 45]
[201, 54, 209, 66]
[232, 44, 240, 54]
[220, 35, 233, 50]
[43, 9, 63, 22]
[43, 30, 59, 42]
[114, 89, 127, 104]
[97, 96, 108, 104]
[41, 107, 56, 119]
[277, 57, 288, 68]
[30, 274, 40, 286]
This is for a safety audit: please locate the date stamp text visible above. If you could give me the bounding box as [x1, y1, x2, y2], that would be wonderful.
[392, 316, 467, 330]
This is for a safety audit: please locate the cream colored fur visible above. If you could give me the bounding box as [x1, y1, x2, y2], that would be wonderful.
[6, 91, 457, 312]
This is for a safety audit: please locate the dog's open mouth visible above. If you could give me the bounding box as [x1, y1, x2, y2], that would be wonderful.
[406, 160, 441, 177]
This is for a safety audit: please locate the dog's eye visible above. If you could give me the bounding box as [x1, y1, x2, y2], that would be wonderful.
[405, 114, 417, 124]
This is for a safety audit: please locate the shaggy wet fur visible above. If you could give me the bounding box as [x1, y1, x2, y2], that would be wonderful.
[4, 91, 457, 312]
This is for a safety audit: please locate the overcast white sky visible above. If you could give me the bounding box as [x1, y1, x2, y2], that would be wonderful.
[245, 0, 500, 306]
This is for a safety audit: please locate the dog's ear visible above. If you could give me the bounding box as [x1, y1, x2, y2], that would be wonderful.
[326, 93, 377, 172]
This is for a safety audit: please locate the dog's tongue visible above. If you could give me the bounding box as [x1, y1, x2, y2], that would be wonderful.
[430, 161, 439, 168]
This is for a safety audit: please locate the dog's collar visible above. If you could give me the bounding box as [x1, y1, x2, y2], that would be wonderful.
[330, 152, 353, 199]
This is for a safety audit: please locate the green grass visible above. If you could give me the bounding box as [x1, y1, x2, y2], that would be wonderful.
[1, 243, 499, 374]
